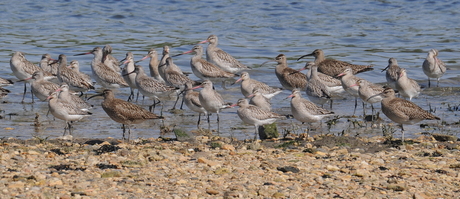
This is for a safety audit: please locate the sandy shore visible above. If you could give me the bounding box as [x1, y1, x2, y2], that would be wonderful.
[0, 134, 459, 199]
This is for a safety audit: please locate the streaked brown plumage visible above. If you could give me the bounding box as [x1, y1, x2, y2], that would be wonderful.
[297, 49, 373, 77]
[272, 54, 307, 90]
[379, 88, 439, 141]
[90, 89, 163, 140]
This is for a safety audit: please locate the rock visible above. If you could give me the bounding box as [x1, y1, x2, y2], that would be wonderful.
[326, 165, 340, 171]
[206, 188, 219, 195]
[174, 128, 195, 142]
[221, 144, 235, 151]
[48, 178, 63, 186]
[432, 134, 457, 142]
[7, 181, 24, 189]
[276, 166, 300, 173]
[258, 123, 279, 140]
[197, 157, 220, 167]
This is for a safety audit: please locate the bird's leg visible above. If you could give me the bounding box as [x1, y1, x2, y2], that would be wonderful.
[428, 78, 431, 88]
[353, 97, 357, 116]
[179, 94, 185, 110]
[21, 82, 27, 103]
[197, 113, 201, 129]
[127, 125, 131, 142]
[122, 124, 126, 140]
[436, 78, 440, 87]
[400, 124, 405, 144]
[127, 88, 134, 102]
[254, 125, 259, 140]
[135, 90, 140, 103]
[217, 113, 220, 135]
[207, 114, 211, 132]
[329, 99, 333, 110]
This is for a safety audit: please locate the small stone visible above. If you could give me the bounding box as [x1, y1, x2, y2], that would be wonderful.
[48, 178, 63, 186]
[221, 144, 235, 151]
[326, 165, 340, 171]
[7, 181, 25, 189]
[206, 188, 219, 195]
[432, 134, 457, 142]
[276, 166, 300, 173]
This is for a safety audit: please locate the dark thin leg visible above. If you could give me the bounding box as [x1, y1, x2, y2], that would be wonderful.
[127, 89, 134, 102]
[207, 114, 211, 131]
[401, 124, 405, 143]
[122, 124, 126, 140]
[172, 93, 180, 110]
[135, 90, 140, 102]
[21, 82, 27, 103]
[329, 99, 333, 110]
[353, 97, 357, 116]
[428, 78, 431, 88]
[127, 125, 131, 141]
[197, 113, 202, 129]
[217, 113, 220, 135]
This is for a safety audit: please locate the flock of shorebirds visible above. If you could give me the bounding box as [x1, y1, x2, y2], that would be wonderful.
[5, 34, 446, 141]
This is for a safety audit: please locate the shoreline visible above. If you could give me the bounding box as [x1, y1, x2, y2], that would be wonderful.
[1, 134, 459, 198]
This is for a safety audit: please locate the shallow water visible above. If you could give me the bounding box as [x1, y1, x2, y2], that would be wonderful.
[0, 0, 459, 140]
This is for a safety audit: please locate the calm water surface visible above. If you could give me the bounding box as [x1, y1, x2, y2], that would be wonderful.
[1, 0, 459, 140]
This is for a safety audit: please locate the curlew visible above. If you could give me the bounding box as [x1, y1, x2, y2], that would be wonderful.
[297, 49, 373, 77]
[263, 54, 307, 91]
[47, 91, 92, 135]
[199, 35, 250, 73]
[191, 80, 231, 133]
[377, 88, 440, 142]
[422, 49, 446, 87]
[234, 72, 282, 99]
[74, 47, 128, 89]
[230, 98, 284, 140]
[287, 89, 334, 133]
[381, 58, 401, 89]
[395, 68, 421, 101]
[88, 89, 163, 140]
